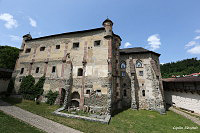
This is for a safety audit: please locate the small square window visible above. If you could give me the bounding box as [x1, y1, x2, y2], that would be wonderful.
[139, 71, 143, 76]
[86, 90, 90, 94]
[73, 42, 79, 49]
[52, 66, 56, 73]
[56, 45, 60, 49]
[36, 67, 40, 73]
[25, 48, 31, 53]
[121, 71, 126, 77]
[20, 68, 24, 74]
[94, 40, 101, 47]
[40, 47, 45, 51]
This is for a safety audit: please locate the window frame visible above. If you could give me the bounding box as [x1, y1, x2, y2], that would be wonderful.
[94, 40, 101, 47]
[56, 45, 60, 49]
[136, 60, 143, 68]
[120, 61, 126, 69]
[40, 47, 45, 51]
[52, 66, 56, 73]
[25, 48, 31, 53]
[35, 67, 40, 73]
[20, 68, 24, 74]
[77, 68, 83, 76]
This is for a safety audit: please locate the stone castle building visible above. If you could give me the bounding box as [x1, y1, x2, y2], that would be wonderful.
[12, 19, 165, 114]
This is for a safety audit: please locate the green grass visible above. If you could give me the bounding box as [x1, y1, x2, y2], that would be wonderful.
[2, 97, 200, 133]
[0, 111, 43, 133]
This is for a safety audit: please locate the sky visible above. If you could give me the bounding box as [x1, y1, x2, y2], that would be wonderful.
[0, 0, 200, 63]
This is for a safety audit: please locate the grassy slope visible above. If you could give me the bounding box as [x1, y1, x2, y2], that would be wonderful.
[0, 111, 43, 133]
[2, 98, 200, 133]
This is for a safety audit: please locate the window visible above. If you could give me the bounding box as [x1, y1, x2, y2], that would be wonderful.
[120, 62, 126, 69]
[20, 68, 24, 74]
[142, 90, 145, 96]
[56, 45, 60, 49]
[123, 83, 126, 87]
[136, 60, 142, 68]
[19, 78, 22, 82]
[124, 90, 127, 96]
[116, 83, 119, 87]
[121, 71, 126, 77]
[94, 40, 101, 47]
[25, 48, 31, 53]
[36, 67, 40, 73]
[86, 90, 90, 94]
[52, 66, 56, 73]
[96, 90, 101, 95]
[40, 47, 45, 51]
[77, 68, 83, 76]
[73, 42, 79, 49]
[139, 71, 143, 76]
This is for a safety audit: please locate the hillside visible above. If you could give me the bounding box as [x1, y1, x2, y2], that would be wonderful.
[0, 46, 19, 70]
[160, 58, 200, 78]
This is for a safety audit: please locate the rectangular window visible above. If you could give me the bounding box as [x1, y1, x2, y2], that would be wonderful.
[56, 45, 60, 49]
[25, 48, 31, 53]
[40, 47, 45, 51]
[20, 68, 24, 74]
[35, 67, 40, 73]
[73, 42, 79, 49]
[139, 71, 143, 76]
[86, 90, 90, 94]
[52, 66, 56, 73]
[94, 40, 101, 47]
[121, 71, 126, 77]
[19, 78, 22, 82]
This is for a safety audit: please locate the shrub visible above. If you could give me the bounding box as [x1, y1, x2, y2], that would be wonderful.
[32, 76, 45, 99]
[6, 78, 15, 96]
[19, 75, 35, 100]
[46, 90, 59, 105]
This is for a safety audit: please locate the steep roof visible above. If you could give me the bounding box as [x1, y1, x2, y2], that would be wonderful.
[119, 47, 160, 56]
[162, 76, 200, 82]
[26, 27, 105, 42]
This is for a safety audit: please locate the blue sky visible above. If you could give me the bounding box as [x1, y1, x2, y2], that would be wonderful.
[0, 0, 200, 63]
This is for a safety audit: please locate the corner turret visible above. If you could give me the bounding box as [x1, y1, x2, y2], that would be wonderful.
[102, 18, 113, 38]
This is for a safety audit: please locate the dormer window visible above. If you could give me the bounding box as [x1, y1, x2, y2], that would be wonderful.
[136, 60, 143, 68]
[94, 40, 101, 47]
[25, 48, 31, 53]
[40, 47, 45, 51]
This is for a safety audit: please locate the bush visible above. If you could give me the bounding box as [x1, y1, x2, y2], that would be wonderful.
[19, 75, 35, 100]
[46, 90, 59, 105]
[6, 78, 15, 96]
[32, 76, 45, 99]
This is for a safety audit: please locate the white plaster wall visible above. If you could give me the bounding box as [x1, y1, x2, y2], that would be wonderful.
[165, 90, 200, 114]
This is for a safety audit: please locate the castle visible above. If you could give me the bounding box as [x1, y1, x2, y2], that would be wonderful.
[12, 19, 165, 114]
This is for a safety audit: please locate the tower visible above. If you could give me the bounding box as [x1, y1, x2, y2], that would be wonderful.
[102, 18, 113, 38]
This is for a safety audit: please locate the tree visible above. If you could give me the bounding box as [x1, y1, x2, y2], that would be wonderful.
[0, 46, 19, 70]
[19, 75, 35, 100]
[32, 76, 45, 99]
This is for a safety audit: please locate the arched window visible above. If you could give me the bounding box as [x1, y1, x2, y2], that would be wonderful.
[120, 61, 126, 69]
[136, 60, 143, 68]
[142, 90, 145, 97]
[77, 68, 83, 76]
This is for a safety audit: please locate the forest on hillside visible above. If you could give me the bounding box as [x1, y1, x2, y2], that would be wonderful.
[160, 58, 200, 78]
[0, 46, 19, 70]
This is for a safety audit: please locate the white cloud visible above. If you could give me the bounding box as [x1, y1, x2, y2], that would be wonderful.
[0, 13, 18, 29]
[187, 45, 200, 54]
[29, 17, 37, 27]
[124, 42, 133, 48]
[194, 36, 200, 40]
[185, 41, 197, 48]
[195, 29, 200, 33]
[9, 35, 21, 42]
[147, 34, 161, 50]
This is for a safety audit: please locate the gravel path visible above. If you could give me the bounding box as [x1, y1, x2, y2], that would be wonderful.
[0, 100, 82, 133]
[169, 107, 200, 126]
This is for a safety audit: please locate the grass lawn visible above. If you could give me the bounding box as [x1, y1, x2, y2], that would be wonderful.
[2, 97, 200, 133]
[0, 111, 43, 133]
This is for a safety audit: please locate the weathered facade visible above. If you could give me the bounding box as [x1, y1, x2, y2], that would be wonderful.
[12, 19, 165, 114]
